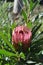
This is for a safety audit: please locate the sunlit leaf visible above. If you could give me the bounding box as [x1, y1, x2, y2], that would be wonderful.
[32, 23, 42, 38]
[27, 22, 32, 29]
[30, 0, 38, 11]
[0, 32, 16, 53]
[26, 60, 36, 64]
[0, 49, 15, 57]
[21, 10, 27, 22]
[23, 0, 27, 5]
[20, 52, 25, 60]
[11, 22, 16, 30]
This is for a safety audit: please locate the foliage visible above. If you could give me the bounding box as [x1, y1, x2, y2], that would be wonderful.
[0, 0, 43, 65]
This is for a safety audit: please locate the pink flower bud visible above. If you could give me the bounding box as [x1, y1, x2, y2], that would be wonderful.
[12, 25, 32, 50]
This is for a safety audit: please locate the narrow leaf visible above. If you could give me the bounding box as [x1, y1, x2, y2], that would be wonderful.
[30, 0, 38, 11]
[32, 23, 42, 38]
[0, 49, 15, 57]
[27, 22, 32, 29]
[21, 10, 27, 21]
[0, 32, 16, 53]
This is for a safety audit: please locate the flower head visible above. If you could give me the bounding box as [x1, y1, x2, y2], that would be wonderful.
[12, 25, 32, 50]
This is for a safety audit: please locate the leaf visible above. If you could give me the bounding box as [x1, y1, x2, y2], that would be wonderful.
[38, 50, 43, 55]
[31, 38, 43, 46]
[32, 23, 42, 38]
[0, 32, 16, 53]
[31, 38, 43, 53]
[23, 0, 27, 5]
[32, 31, 43, 42]
[0, 55, 1, 59]
[27, 22, 32, 29]
[21, 10, 27, 22]
[26, 60, 36, 64]
[0, 49, 15, 57]
[11, 22, 16, 30]
[37, 31, 43, 39]
[30, 0, 38, 11]
[20, 52, 25, 60]
[30, 0, 34, 11]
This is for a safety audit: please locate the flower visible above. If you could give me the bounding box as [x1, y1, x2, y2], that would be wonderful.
[12, 25, 32, 50]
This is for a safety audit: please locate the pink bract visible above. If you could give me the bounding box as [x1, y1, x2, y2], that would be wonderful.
[12, 25, 32, 50]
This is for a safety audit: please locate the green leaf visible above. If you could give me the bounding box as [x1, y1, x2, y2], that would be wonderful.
[0, 49, 15, 57]
[0, 32, 16, 53]
[23, 0, 27, 6]
[21, 10, 27, 22]
[20, 52, 25, 60]
[32, 31, 43, 42]
[30, 0, 34, 11]
[38, 50, 43, 55]
[0, 55, 1, 59]
[30, 0, 37, 11]
[27, 22, 32, 29]
[32, 38, 43, 46]
[31, 38, 43, 52]
[5, 64, 10, 65]
[11, 22, 16, 30]
[32, 23, 42, 38]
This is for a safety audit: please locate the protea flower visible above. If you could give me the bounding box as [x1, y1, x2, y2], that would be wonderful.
[12, 25, 32, 50]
